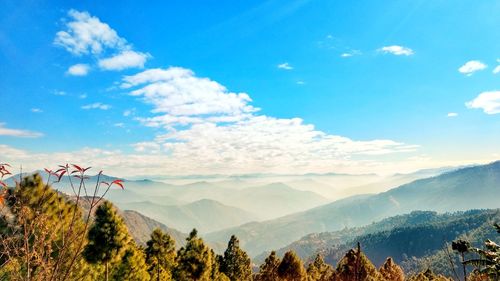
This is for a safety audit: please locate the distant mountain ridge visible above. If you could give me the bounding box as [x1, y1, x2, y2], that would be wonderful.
[205, 160, 500, 257]
[118, 198, 259, 233]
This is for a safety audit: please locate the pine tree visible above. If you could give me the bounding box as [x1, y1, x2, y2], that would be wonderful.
[306, 254, 333, 281]
[173, 229, 213, 281]
[407, 269, 453, 281]
[452, 240, 471, 281]
[211, 250, 231, 281]
[110, 242, 150, 281]
[0, 173, 95, 280]
[277, 250, 307, 281]
[220, 235, 252, 281]
[378, 257, 404, 281]
[334, 245, 381, 281]
[255, 251, 281, 281]
[145, 228, 176, 281]
[83, 201, 130, 281]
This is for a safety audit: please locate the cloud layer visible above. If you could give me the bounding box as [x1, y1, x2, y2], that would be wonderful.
[31, 9, 424, 176]
[116, 66, 419, 175]
[0, 123, 43, 138]
[98, 50, 150, 70]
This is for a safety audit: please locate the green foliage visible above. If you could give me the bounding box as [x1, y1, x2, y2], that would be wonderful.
[277, 250, 307, 281]
[255, 251, 281, 281]
[210, 249, 231, 281]
[220, 235, 252, 281]
[145, 228, 176, 281]
[306, 254, 333, 281]
[173, 229, 213, 281]
[83, 201, 130, 280]
[464, 239, 500, 279]
[110, 242, 150, 281]
[0, 173, 94, 280]
[322, 210, 499, 269]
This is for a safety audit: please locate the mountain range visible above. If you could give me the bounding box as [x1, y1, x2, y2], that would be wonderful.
[205, 161, 500, 257]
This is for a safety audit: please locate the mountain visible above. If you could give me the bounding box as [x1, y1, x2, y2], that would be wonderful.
[261, 209, 500, 265]
[117, 199, 259, 233]
[120, 210, 186, 247]
[126, 180, 328, 220]
[236, 183, 329, 219]
[320, 209, 500, 279]
[205, 161, 500, 257]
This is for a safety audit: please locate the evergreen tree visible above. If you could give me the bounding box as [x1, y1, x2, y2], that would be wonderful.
[334, 245, 381, 281]
[452, 239, 471, 281]
[277, 250, 307, 281]
[0, 173, 95, 280]
[221, 235, 252, 281]
[211, 250, 231, 281]
[255, 251, 281, 281]
[110, 242, 150, 281]
[83, 201, 130, 281]
[378, 257, 404, 281]
[306, 254, 333, 281]
[145, 228, 176, 281]
[407, 269, 453, 281]
[173, 229, 213, 281]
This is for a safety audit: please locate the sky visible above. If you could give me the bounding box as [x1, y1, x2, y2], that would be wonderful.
[0, 0, 499, 177]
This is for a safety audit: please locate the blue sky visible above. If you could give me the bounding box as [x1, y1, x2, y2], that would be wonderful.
[1, 0, 499, 176]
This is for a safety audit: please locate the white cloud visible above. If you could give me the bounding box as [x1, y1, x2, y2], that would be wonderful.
[133, 142, 161, 153]
[447, 112, 458, 117]
[296, 81, 305, 85]
[54, 10, 126, 55]
[31, 108, 43, 113]
[81, 102, 111, 110]
[458, 60, 487, 76]
[79, 94, 88, 99]
[340, 50, 362, 58]
[277, 62, 293, 70]
[378, 45, 414, 56]
[67, 63, 90, 76]
[53, 90, 66, 96]
[123, 109, 135, 117]
[493, 59, 500, 74]
[55, 10, 149, 72]
[466, 91, 500, 114]
[0, 123, 43, 138]
[115, 66, 419, 175]
[98, 50, 150, 70]
[122, 67, 257, 126]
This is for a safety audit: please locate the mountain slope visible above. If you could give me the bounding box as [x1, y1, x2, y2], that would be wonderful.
[266, 209, 500, 266]
[121, 210, 186, 247]
[206, 161, 500, 257]
[118, 199, 259, 233]
[158, 181, 328, 219]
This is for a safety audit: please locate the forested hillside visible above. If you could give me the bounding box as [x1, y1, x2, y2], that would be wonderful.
[1, 163, 499, 280]
[207, 161, 500, 257]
